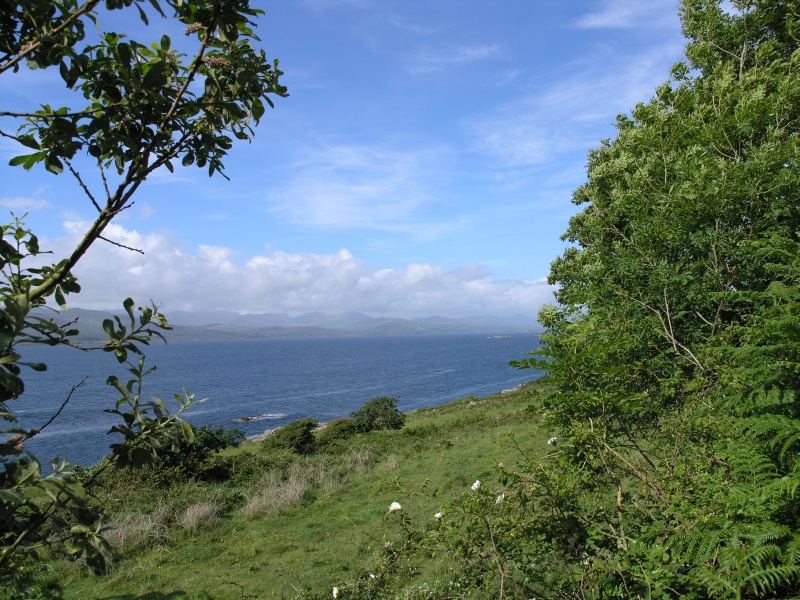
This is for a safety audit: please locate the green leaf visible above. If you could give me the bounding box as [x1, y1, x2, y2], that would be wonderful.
[9, 152, 45, 169]
[55, 286, 67, 308]
[16, 135, 40, 151]
[102, 319, 115, 337]
[45, 153, 64, 174]
[22, 362, 46, 372]
[123, 297, 135, 322]
[135, 2, 149, 25]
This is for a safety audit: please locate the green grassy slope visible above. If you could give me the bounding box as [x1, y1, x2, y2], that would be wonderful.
[51, 380, 553, 599]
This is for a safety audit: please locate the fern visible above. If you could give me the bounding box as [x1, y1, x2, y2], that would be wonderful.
[691, 544, 800, 598]
[745, 412, 800, 467]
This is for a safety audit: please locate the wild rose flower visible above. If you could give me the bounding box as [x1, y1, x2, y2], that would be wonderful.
[471, 480, 481, 491]
[389, 501, 402, 512]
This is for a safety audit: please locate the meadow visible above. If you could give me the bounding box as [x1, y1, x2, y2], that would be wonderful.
[47, 380, 552, 599]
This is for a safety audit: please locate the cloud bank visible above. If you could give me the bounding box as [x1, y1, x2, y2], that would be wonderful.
[49, 221, 553, 318]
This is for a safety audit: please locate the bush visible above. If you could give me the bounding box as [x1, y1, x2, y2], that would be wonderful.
[151, 424, 245, 483]
[351, 396, 406, 433]
[262, 418, 319, 455]
[81, 424, 246, 490]
[316, 417, 359, 449]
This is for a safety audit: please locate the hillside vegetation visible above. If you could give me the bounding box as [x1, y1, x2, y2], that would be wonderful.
[43, 382, 551, 599]
[7, 1, 800, 598]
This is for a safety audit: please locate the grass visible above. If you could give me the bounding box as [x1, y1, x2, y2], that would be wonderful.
[49, 379, 555, 599]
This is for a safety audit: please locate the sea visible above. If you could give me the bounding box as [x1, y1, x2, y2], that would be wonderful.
[17, 333, 543, 466]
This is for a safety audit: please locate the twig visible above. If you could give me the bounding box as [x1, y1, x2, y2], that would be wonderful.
[66, 159, 101, 212]
[29, 377, 88, 440]
[97, 235, 144, 254]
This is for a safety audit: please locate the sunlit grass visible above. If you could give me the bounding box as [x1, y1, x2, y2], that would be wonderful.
[53, 379, 553, 599]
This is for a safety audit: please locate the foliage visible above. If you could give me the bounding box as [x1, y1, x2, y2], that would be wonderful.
[88, 423, 247, 489]
[351, 396, 406, 434]
[154, 423, 245, 472]
[262, 418, 319, 456]
[47, 382, 545, 599]
[474, 0, 800, 597]
[0, 223, 198, 582]
[0, 0, 285, 594]
[315, 417, 359, 449]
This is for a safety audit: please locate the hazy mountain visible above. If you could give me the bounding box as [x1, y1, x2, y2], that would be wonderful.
[29, 307, 540, 342]
[231, 313, 293, 328]
[289, 311, 372, 327]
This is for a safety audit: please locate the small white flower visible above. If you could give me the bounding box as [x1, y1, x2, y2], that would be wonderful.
[497, 462, 504, 468]
[389, 501, 402, 512]
[434, 511, 443, 519]
[369, 573, 376, 579]
[333, 586, 339, 598]
[496, 493, 505, 504]
[547, 437, 557, 445]
[471, 480, 481, 491]
[383, 541, 393, 549]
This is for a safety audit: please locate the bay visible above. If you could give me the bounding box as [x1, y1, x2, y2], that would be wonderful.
[18, 333, 542, 466]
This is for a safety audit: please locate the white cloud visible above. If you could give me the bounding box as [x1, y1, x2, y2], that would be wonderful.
[492, 69, 522, 88]
[408, 44, 500, 74]
[575, 0, 677, 29]
[463, 40, 684, 169]
[47, 220, 553, 317]
[267, 143, 445, 234]
[0, 196, 51, 211]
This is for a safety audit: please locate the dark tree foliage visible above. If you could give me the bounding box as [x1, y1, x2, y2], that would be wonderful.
[316, 417, 359, 449]
[148, 423, 245, 482]
[351, 396, 406, 433]
[262, 418, 319, 456]
[491, 1, 800, 597]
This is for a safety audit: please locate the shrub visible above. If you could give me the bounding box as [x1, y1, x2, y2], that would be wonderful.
[316, 417, 359, 449]
[106, 424, 246, 487]
[350, 396, 406, 433]
[262, 418, 319, 455]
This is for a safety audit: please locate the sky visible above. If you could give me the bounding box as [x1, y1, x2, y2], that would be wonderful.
[0, 0, 689, 319]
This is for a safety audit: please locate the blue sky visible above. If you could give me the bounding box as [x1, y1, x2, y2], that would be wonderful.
[0, 0, 687, 319]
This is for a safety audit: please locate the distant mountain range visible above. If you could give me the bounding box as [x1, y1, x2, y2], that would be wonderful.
[30, 308, 541, 342]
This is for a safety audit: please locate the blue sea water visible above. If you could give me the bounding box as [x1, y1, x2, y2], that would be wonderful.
[17, 334, 542, 466]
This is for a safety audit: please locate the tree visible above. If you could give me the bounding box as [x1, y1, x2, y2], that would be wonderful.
[262, 418, 319, 455]
[500, 0, 800, 596]
[351, 396, 406, 433]
[0, 0, 286, 591]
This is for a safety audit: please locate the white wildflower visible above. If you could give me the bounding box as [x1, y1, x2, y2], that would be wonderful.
[388, 501, 402, 512]
[496, 493, 505, 504]
[547, 437, 557, 445]
[497, 462, 504, 468]
[333, 586, 339, 598]
[434, 511, 443, 519]
[383, 541, 393, 549]
[369, 573, 376, 579]
[471, 480, 481, 491]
